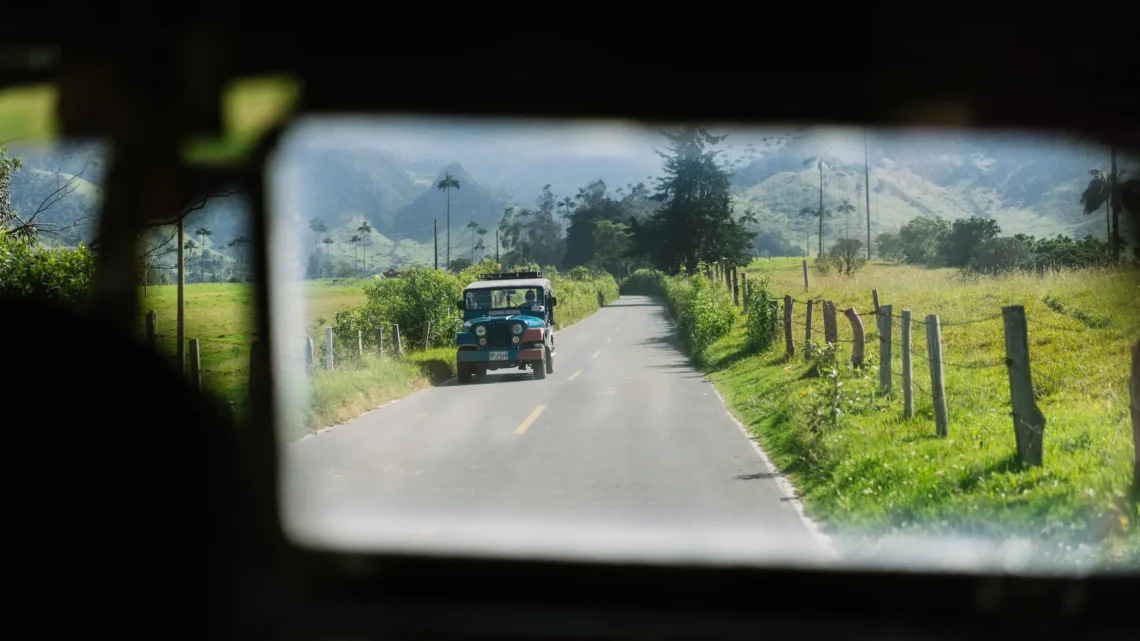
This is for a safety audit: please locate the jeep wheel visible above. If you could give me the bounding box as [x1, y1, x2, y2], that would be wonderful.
[533, 353, 547, 380]
[545, 347, 554, 374]
[457, 362, 473, 384]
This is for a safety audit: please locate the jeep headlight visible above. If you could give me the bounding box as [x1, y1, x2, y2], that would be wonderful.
[511, 323, 524, 335]
[474, 325, 487, 337]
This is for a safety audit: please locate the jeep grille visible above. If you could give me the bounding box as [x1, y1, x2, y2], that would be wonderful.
[484, 323, 513, 349]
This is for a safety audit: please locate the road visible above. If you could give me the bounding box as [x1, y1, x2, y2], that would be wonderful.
[284, 296, 828, 563]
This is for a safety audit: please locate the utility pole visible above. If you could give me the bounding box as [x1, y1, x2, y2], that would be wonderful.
[817, 159, 824, 258]
[496, 229, 500, 263]
[864, 131, 872, 260]
[433, 219, 438, 270]
[176, 215, 185, 373]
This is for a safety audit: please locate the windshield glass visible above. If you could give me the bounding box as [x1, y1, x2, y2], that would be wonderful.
[261, 114, 1140, 576]
[466, 287, 542, 311]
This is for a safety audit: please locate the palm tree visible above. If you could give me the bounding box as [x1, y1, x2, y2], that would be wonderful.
[738, 208, 759, 228]
[356, 221, 372, 276]
[466, 220, 480, 261]
[309, 218, 327, 278]
[194, 226, 212, 281]
[321, 236, 334, 277]
[836, 198, 856, 241]
[798, 204, 832, 258]
[476, 225, 489, 261]
[804, 156, 831, 256]
[558, 196, 575, 232]
[1080, 148, 1140, 262]
[348, 234, 362, 275]
[230, 234, 250, 279]
[183, 238, 198, 281]
[436, 171, 461, 267]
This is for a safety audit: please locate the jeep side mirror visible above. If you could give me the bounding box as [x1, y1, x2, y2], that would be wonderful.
[549, 296, 557, 307]
[456, 299, 465, 311]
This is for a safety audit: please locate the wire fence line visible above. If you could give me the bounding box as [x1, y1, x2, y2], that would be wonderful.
[758, 288, 1080, 468]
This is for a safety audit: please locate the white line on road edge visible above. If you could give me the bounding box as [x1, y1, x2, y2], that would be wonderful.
[710, 385, 837, 558]
[653, 296, 836, 557]
[591, 350, 601, 359]
[568, 370, 582, 381]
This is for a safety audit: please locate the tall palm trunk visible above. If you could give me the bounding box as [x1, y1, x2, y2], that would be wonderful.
[864, 132, 872, 259]
[446, 190, 451, 267]
[1110, 148, 1121, 262]
[817, 161, 824, 257]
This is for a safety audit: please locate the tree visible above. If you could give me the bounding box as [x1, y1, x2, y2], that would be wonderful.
[592, 220, 632, 276]
[1080, 148, 1140, 262]
[476, 225, 488, 261]
[467, 219, 480, 261]
[627, 126, 754, 273]
[898, 216, 950, 265]
[308, 217, 327, 278]
[972, 236, 1034, 273]
[436, 171, 460, 268]
[824, 238, 867, 275]
[194, 226, 213, 282]
[803, 155, 832, 257]
[797, 204, 833, 258]
[738, 208, 759, 229]
[940, 215, 1001, 268]
[356, 220, 372, 276]
[321, 236, 334, 277]
[557, 196, 575, 233]
[874, 231, 905, 263]
[836, 197, 856, 240]
[1, 148, 95, 241]
[348, 233, 362, 275]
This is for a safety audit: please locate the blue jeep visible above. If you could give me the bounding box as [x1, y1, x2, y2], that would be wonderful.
[454, 271, 557, 383]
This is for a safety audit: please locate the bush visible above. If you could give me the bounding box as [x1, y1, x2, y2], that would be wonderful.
[666, 273, 735, 357]
[620, 268, 668, 296]
[971, 236, 1034, 274]
[744, 274, 779, 353]
[0, 234, 96, 307]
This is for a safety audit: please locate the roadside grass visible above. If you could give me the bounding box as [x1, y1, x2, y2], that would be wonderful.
[306, 354, 429, 430]
[704, 258, 1139, 565]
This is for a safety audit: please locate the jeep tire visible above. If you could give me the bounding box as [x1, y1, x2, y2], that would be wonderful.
[533, 352, 547, 380]
[545, 347, 554, 374]
[457, 362, 473, 384]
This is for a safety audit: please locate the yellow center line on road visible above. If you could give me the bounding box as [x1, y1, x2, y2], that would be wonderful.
[514, 404, 547, 435]
[568, 370, 582, 380]
[591, 350, 601, 359]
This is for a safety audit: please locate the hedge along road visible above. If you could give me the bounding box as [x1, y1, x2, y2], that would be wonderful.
[283, 296, 829, 564]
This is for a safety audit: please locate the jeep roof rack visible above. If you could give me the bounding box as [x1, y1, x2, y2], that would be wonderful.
[477, 271, 542, 281]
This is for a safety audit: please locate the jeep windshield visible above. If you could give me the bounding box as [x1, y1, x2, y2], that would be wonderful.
[465, 288, 542, 311]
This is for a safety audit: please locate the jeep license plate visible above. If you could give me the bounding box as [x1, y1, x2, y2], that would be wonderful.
[489, 351, 508, 361]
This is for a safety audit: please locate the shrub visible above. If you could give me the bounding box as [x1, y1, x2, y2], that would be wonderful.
[667, 273, 735, 357]
[620, 268, 668, 296]
[0, 234, 96, 307]
[744, 274, 779, 353]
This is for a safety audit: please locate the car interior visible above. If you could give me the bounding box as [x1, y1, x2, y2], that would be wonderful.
[1, 5, 1137, 641]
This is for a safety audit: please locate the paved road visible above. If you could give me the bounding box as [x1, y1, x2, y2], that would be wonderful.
[284, 296, 826, 562]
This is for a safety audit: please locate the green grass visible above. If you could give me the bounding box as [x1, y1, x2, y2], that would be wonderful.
[702, 258, 1139, 566]
[139, 279, 370, 412]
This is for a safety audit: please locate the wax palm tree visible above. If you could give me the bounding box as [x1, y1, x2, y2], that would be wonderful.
[349, 234, 362, 275]
[1080, 148, 1140, 262]
[356, 221, 372, 276]
[836, 197, 856, 241]
[436, 171, 460, 267]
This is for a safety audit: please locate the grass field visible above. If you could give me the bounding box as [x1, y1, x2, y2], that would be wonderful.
[139, 278, 369, 415]
[706, 258, 1139, 565]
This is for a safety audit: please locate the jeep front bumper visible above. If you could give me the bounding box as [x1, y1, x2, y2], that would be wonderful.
[456, 348, 543, 363]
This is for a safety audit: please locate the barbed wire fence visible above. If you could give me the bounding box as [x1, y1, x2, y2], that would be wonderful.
[743, 287, 1101, 468]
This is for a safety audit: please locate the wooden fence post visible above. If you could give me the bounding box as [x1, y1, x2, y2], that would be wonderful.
[376, 328, 384, 357]
[872, 289, 880, 315]
[822, 300, 837, 345]
[901, 309, 913, 418]
[1130, 341, 1139, 491]
[393, 324, 402, 356]
[741, 273, 749, 306]
[304, 336, 314, 376]
[783, 295, 795, 358]
[732, 268, 740, 307]
[805, 299, 814, 353]
[802, 260, 809, 291]
[770, 300, 781, 343]
[357, 330, 364, 359]
[325, 327, 334, 371]
[188, 338, 202, 391]
[146, 310, 158, 350]
[423, 320, 432, 351]
[878, 304, 893, 395]
[1002, 305, 1046, 466]
[926, 314, 949, 437]
[844, 308, 865, 368]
